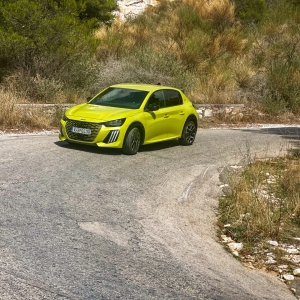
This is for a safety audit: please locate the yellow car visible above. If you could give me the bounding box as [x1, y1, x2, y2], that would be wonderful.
[59, 83, 198, 154]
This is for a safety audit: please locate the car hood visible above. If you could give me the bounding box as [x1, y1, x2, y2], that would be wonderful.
[66, 104, 137, 121]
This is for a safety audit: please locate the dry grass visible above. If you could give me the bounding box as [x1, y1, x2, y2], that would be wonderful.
[219, 155, 300, 245]
[94, 0, 253, 105]
[218, 151, 300, 280]
[0, 0, 300, 131]
[94, 0, 300, 114]
[0, 88, 63, 131]
[183, 0, 235, 29]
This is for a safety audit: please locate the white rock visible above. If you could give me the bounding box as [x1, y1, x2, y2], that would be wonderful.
[286, 248, 299, 254]
[228, 242, 243, 252]
[290, 255, 300, 264]
[278, 265, 288, 269]
[265, 258, 277, 264]
[224, 224, 231, 228]
[293, 268, 300, 276]
[230, 165, 243, 169]
[221, 235, 233, 243]
[283, 274, 294, 281]
[268, 240, 279, 247]
[225, 237, 233, 243]
[204, 109, 213, 117]
[219, 184, 229, 188]
[116, 0, 158, 19]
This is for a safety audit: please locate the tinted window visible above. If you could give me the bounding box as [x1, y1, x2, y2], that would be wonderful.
[164, 90, 183, 107]
[146, 90, 165, 109]
[90, 88, 148, 109]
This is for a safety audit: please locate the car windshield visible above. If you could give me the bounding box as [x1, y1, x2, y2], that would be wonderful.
[89, 87, 149, 109]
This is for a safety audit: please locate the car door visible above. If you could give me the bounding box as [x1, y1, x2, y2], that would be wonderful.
[163, 89, 187, 138]
[143, 90, 169, 143]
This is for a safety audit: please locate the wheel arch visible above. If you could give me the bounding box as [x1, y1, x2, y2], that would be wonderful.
[124, 121, 145, 146]
[182, 115, 198, 134]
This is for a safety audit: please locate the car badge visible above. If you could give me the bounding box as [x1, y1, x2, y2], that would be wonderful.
[80, 118, 86, 121]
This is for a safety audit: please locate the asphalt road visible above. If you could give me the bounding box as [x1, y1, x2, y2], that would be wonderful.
[1, 127, 300, 300]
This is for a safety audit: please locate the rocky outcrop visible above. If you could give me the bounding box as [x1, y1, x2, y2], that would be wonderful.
[116, 0, 158, 19]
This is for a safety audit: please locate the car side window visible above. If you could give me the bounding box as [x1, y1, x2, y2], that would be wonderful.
[146, 90, 165, 109]
[163, 90, 183, 107]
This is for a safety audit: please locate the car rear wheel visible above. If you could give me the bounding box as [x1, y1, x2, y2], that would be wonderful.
[180, 119, 197, 146]
[123, 127, 141, 155]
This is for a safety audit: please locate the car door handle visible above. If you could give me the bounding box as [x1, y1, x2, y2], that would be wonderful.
[164, 114, 169, 118]
[180, 111, 185, 115]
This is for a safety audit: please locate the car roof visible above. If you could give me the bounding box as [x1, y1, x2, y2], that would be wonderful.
[110, 83, 179, 92]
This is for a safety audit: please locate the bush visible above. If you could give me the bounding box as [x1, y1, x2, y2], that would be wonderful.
[234, 0, 267, 23]
[0, 0, 113, 93]
[251, 3, 300, 114]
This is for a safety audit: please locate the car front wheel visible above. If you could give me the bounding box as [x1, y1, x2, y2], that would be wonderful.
[123, 126, 141, 155]
[180, 119, 197, 146]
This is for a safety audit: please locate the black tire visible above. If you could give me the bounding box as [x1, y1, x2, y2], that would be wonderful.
[180, 119, 197, 146]
[123, 126, 141, 155]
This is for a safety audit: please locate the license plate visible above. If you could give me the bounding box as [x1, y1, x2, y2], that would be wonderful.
[71, 127, 91, 135]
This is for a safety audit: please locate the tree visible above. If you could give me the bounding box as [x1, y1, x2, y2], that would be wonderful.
[76, 0, 117, 23]
[0, 0, 116, 82]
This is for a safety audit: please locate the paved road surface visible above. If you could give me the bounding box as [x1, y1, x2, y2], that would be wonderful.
[0, 127, 299, 299]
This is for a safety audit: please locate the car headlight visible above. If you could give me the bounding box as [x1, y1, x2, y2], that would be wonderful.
[104, 118, 126, 127]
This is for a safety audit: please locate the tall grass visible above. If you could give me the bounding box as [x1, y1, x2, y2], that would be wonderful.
[94, 0, 300, 111]
[219, 156, 300, 244]
[0, 88, 62, 130]
[95, 0, 251, 104]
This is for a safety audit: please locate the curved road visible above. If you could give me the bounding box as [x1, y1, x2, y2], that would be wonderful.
[0, 127, 299, 299]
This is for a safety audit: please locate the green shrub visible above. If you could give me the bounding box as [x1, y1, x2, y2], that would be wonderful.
[264, 60, 300, 114]
[234, 0, 267, 23]
[0, 0, 113, 92]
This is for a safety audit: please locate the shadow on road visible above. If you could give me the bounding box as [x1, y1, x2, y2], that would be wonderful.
[54, 139, 180, 155]
[239, 126, 300, 155]
[140, 140, 179, 152]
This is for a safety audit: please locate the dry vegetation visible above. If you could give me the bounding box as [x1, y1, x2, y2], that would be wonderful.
[218, 152, 300, 279]
[95, 0, 300, 111]
[219, 156, 300, 244]
[0, 87, 63, 131]
[0, 0, 299, 129]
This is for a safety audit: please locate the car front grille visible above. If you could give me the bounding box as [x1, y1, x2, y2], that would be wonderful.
[65, 119, 102, 142]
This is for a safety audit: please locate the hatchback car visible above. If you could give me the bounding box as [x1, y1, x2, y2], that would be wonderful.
[59, 83, 198, 154]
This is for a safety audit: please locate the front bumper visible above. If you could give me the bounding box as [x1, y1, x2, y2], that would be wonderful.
[59, 119, 126, 148]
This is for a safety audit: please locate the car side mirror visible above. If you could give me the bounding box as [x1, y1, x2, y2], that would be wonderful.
[145, 103, 159, 112]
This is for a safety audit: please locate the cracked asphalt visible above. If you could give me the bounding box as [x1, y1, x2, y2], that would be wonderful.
[0, 127, 299, 299]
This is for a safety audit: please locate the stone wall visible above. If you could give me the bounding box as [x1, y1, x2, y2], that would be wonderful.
[15, 103, 248, 120]
[194, 104, 246, 119]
